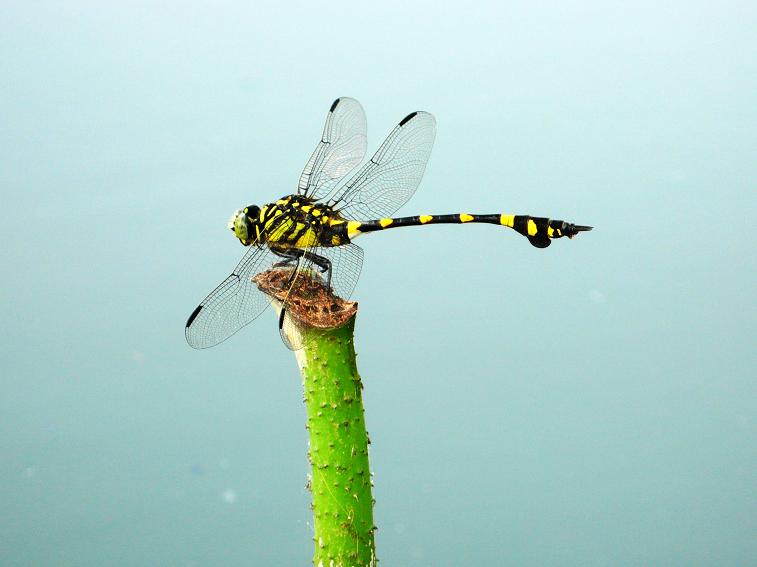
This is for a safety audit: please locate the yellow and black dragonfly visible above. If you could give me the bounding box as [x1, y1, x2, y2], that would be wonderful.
[186, 97, 591, 349]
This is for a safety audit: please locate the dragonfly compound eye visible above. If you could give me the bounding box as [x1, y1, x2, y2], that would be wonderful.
[245, 205, 261, 219]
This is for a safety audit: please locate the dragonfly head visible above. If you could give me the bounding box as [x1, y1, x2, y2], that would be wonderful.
[227, 205, 260, 246]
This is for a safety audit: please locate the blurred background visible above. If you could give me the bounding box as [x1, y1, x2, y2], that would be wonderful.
[1, 1, 755, 565]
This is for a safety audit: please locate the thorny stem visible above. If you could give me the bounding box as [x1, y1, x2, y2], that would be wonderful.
[255, 270, 376, 566]
[296, 318, 376, 567]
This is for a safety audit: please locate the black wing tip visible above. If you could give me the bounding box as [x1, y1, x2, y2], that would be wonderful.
[186, 305, 203, 328]
[329, 98, 340, 112]
[399, 111, 419, 126]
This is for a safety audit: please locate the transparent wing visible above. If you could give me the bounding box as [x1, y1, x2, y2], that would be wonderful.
[328, 111, 436, 220]
[298, 97, 367, 201]
[185, 246, 276, 349]
[310, 243, 364, 301]
[185, 219, 292, 349]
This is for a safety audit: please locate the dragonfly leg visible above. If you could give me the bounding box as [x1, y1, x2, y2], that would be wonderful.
[302, 250, 332, 288]
[270, 247, 303, 289]
[270, 246, 298, 269]
[270, 246, 333, 288]
[269, 247, 333, 336]
[268, 247, 302, 334]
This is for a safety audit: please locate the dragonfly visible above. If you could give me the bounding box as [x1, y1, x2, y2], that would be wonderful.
[185, 97, 591, 349]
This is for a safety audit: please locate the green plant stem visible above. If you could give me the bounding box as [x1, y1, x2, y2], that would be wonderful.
[295, 316, 376, 567]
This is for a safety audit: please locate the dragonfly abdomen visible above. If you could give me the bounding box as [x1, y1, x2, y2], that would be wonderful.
[346, 214, 591, 248]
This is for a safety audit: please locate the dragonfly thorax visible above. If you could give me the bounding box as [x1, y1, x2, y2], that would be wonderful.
[262, 195, 348, 249]
[228, 205, 261, 246]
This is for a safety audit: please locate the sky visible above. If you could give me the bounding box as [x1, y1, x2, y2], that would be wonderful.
[1, 1, 755, 565]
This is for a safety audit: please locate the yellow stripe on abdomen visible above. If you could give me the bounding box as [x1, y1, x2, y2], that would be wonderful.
[347, 221, 363, 238]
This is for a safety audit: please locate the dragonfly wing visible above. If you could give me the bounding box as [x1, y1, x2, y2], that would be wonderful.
[185, 219, 293, 349]
[329, 111, 436, 221]
[185, 245, 280, 349]
[298, 97, 368, 201]
[309, 243, 364, 301]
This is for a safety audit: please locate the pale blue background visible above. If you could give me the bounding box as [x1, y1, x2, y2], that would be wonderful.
[2, 1, 755, 565]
